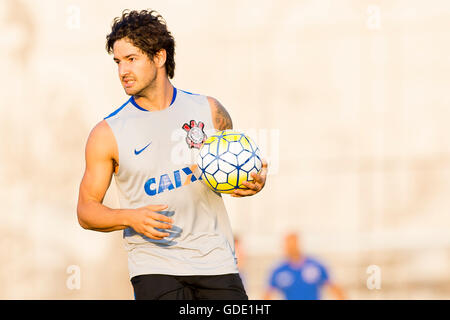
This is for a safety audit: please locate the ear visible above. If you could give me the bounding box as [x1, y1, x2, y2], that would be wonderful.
[154, 49, 167, 68]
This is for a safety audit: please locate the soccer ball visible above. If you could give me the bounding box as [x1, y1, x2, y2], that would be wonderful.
[196, 130, 262, 194]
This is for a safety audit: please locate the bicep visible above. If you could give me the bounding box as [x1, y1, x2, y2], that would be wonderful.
[78, 121, 116, 205]
[207, 96, 233, 131]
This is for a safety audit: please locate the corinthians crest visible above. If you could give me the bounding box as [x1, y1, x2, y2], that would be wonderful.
[182, 120, 207, 149]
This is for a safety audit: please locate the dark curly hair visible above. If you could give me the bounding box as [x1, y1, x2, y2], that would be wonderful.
[106, 9, 176, 79]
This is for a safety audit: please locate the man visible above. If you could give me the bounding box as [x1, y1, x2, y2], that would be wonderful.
[76, 9, 267, 300]
[263, 233, 345, 300]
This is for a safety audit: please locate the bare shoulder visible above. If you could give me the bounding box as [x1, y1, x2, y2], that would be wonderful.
[85, 120, 118, 163]
[207, 96, 233, 131]
[87, 120, 114, 147]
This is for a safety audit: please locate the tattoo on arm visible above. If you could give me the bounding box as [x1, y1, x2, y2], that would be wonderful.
[210, 97, 233, 130]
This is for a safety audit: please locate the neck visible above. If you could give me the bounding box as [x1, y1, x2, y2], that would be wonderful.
[288, 254, 304, 266]
[133, 76, 173, 111]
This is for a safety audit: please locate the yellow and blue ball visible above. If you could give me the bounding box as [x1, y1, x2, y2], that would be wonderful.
[197, 130, 262, 194]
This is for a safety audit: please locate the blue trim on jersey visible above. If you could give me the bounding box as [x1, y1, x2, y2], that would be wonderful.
[170, 87, 177, 105]
[180, 89, 199, 95]
[105, 87, 177, 118]
[129, 87, 178, 112]
[130, 96, 149, 112]
[104, 98, 132, 120]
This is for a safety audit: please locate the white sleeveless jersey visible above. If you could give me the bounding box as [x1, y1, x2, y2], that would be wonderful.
[105, 88, 238, 278]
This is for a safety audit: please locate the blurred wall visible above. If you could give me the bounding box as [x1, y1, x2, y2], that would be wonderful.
[0, 0, 449, 299]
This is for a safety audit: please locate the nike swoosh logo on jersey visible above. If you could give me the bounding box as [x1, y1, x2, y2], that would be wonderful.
[134, 142, 152, 155]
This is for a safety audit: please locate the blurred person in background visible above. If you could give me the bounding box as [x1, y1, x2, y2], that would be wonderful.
[263, 232, 345, 300]
[77, 9, 267, 300]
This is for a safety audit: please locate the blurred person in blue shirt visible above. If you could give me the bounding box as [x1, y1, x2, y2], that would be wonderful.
[263, 232, 345, 300]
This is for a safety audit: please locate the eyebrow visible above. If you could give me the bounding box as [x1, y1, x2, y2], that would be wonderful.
[113, 54, 138, 61]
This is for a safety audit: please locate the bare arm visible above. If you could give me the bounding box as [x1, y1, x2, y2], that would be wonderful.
[207, 96, 233, 131]
[325, 282, 346, 300]
[207, 96, 268, 197]
[262, 288, 275, 300]
[77, 120, 123, 231]
[76, 120, 172, 239]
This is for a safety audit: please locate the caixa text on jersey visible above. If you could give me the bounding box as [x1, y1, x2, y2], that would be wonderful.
[144, 164, 201, 196]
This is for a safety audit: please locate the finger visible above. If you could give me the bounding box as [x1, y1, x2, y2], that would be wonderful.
[147, 227, 170, 239]
[253, 160, 268, 179]
[250, 172, 264, 184]
[233, 188, 257, 197]
[152, 220, 173, 230]
[233, 190, 255, 197]
[242, 180, 254, 188]
[145, 204, 169, 211]
[242, 180, 261, 192]
[231, 189, 247, 197]
[260, 159, 268, 176]
[261, 159, 268, 168]
[149, 211, 173, 224]
[145, 234, 165, 240]
[142, 229, 165, 240]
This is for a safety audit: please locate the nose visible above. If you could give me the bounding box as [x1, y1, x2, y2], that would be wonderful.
[118, 62, 130, 78]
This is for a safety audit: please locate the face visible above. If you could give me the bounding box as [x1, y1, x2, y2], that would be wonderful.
[113, 38, 157, 96]
[284, 233, 301, 259]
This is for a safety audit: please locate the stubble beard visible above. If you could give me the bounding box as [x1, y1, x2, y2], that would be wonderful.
[127, 70, 158, 98]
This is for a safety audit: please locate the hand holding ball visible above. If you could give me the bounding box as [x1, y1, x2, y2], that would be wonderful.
[196, 130, 263, 194]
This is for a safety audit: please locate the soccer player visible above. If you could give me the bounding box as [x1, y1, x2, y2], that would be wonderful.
[263, 232, 345, 300]
[76, 9, 267, 300]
